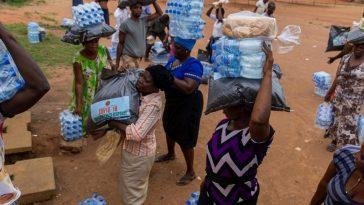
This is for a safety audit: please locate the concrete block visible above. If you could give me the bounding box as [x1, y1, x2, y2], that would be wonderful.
[5, 157, 56, 204]
[59, 138, 85, 153]
[3, 112, 32, 154]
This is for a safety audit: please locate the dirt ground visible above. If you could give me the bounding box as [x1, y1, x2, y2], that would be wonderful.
[0, 0, 363, 204]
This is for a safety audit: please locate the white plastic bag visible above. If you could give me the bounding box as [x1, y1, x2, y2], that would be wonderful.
[276, 25, 301, 54]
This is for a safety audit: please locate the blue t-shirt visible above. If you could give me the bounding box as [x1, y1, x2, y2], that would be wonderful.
[165, 57, 203, 83]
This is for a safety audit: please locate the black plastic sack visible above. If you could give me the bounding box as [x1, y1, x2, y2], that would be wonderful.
[61, 23, 116, 45]
[90, 69, 142, 126]
[347, 27, 364, 45]
[326, 25, 350, 52]
[205, 72, 290, 114]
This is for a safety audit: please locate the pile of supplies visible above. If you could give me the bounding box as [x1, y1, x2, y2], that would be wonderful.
[79, 193, 107, 205]
[166, 0, 205, 39]
[59, 110, 83, 141]
[312, 71, 331, 97]
[206, 11, 292, 114]
[315, 102, 333, 130]
[0, 39, 25, 103]
[201, 61, 213, 84]
[62, 2, 116, 45]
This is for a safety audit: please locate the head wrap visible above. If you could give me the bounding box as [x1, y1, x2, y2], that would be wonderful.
[146, 65, 174, 90]
[174, 37, 196, 51]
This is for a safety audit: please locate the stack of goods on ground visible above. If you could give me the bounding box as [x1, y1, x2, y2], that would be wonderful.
[312, 71, 331, 97]
[206, 11, 290, 114]
[0, 39, 25, 103]
[0, 39, 23, 205]
[62, 2, 116, 45]
[201, 61, 213, 84]
[59, 110, 83, 141]
[315, 102, 333, 129]
[185, 191, 200, 205]
[79, 193, 107, 205]
[150, 41, 170, 66]
[166, 0, 205, 39]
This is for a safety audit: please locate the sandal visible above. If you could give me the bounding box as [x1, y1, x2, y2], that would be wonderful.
[176, 174, 196, 186]
[155, 154, 175, 163]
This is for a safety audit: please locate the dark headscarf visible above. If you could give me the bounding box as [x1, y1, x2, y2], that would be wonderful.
[146, 65, 174, 91]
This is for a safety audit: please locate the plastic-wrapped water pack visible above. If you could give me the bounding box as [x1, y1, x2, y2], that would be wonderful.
[185, 191, 200, 205]
[166, 0, 205, 39]
[72, 2, 105, 28]
[0, 39, 25, 103]
[79, 193, 107, 205]
[358, 115, 364, 145]
[59, 109, 83, 141]
[211, 37, 266, 79]
[315, 102, 333, 129]
[312, 71, 331, 97]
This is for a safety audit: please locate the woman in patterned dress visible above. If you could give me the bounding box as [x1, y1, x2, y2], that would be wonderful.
[325, 39, 364, 152]
[199, 44, 274, 205]
[70, 37, 115, 133]
[310, 144, 364, 205]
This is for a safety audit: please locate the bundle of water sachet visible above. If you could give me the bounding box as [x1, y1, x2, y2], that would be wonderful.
[59, 109, 83, 141]
[166, 0, 205, 39]
[315, 102, 334, 129]
[72, 2, 105, 28]
[312, 71, 332, 97]
[0, 39, 25, 103]
[211, 37, 265, 79]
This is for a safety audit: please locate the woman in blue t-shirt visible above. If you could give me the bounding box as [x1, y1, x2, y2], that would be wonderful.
[155, 37, 203, 186]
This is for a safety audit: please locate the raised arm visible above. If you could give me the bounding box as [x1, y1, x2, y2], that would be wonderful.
[0, 23, 50, 117]
[324, 58, 344, 102]
[310, 161, 337, 205]
[147, 1, 163, 22]
[105, 48, 116, 71]
[249, 43, 273, 142]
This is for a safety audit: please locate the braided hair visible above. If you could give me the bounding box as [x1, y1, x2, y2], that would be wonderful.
[146, 65, 174, 91]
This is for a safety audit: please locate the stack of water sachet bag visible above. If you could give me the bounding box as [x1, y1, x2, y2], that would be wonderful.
[59, 109, 83, 141]
[165, 0, 205, 39]
[201, 61, 213, 84]
[312, 71, 332, 97]
[0, 39, 25, 103]
[205, 11, 290, 114]
[62, 2, 115, 45]
[315, 102, 333, 129]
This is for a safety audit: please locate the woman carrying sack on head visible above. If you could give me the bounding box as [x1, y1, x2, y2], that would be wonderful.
[155, 37, 204, 186]
[324, 28, 364, 152]
[198, 44, 275, 205]
[70, 37, 115, 134]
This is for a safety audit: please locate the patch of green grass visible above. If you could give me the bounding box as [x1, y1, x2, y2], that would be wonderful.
[4, 24, 81, 69]
[4, 0, 30, 7]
